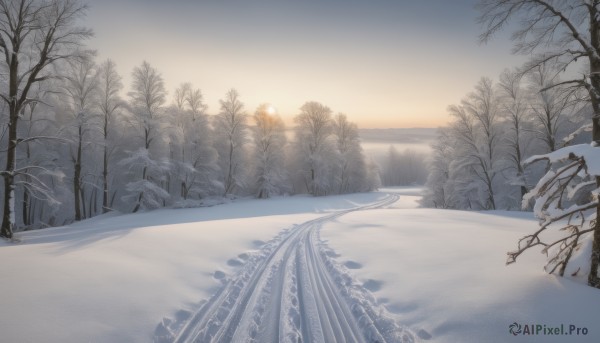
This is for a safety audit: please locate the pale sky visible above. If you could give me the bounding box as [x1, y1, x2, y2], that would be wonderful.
[85, 0, 525, 128]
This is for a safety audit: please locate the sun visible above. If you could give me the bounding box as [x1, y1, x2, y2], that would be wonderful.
[266, 105, 277, 114]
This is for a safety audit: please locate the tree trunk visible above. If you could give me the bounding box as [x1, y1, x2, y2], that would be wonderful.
[22, 141, 33, 226]
[225, 141, 234, 195]
[587, 18, 600, 286]
[0, 47, 21, 238]
[133, 165, 148, 213]
[310, 167, 315, 195]
[1, 104, 18, 238]
[102, 119, 109, 213]
[73, 163, 81, 221]
[22, 185, 30, 227]
[80, 182, 87, 219]
[588, 108, 600, 287]
[1, 174, 15, 239]
[73, 127, 83, 221]
[90, 186, 96, 217]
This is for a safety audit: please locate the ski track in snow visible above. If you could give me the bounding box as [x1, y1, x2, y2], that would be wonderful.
[154, 195, 416, 343]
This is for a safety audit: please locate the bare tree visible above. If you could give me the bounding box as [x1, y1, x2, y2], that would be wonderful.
[96, 59, 123, 213]
[0, 0, 92, 238]
[478, 0, 600, 287]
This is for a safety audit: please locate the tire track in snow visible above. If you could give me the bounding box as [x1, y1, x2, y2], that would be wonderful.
[155, 194, 415, 343]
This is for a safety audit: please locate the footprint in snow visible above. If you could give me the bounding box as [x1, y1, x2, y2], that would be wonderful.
[363, 279, 383, 292]
[213, 270, 226, 280]
[417, 329, 433, 340]
[386, 301, 418, 314]
[251, 240, 265, 248]
[227, 258, 244, 267]
[343, 260, 363, 269]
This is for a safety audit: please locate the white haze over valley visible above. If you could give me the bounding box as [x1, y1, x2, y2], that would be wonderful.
[359, 128, 435, 163]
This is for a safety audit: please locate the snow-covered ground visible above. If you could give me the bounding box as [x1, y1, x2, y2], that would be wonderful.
[323, 189, 600, 342]
[1, 188, 599, 342]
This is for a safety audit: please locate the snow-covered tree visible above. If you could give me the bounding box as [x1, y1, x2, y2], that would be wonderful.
[58, 55, 99, 221]
[446, 77, 503, 210]
[0, 0, 92, 238]
[478, 0, 600, 288]
[422, 128, 456, 208]
[15, 83, 65, 228]
[173, 83, 191, 112]
[122, 61, 169, 212]
[214, 89, 249, 196]
[168, 83, 220, 201]
[365, 157, 382, 191]
[498, 68, 533, 201]
[251, 104, 289, 198]
[184, 87, 221, 198]
[96, 59, 124, 213]
[526, 63, 573, 153]
[332, 113, 369, 193]
[292, 101, 335, 196]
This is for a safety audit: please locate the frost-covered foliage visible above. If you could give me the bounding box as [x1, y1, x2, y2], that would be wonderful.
[119, 148, 170, 211]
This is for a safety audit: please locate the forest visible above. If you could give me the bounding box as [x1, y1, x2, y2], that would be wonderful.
[421, 67, 592, 211]
[423, 0, 600, 288]
[0, 1, 382, 238]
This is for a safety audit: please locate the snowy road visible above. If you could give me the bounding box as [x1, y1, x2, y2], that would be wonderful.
[156, 195, 414, 343]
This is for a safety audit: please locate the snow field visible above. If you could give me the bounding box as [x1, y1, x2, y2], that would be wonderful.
[166, 194, 414, 342]
[0, 192, 387, 343]
[2, 187, 599, 343]
[321, 190, 600, 343]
